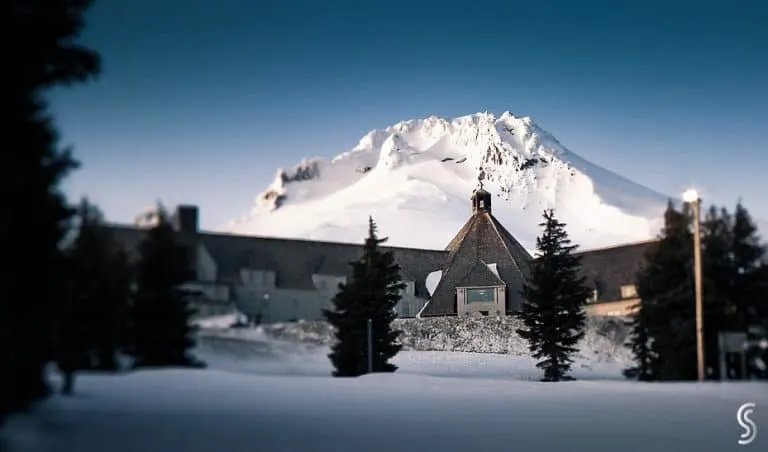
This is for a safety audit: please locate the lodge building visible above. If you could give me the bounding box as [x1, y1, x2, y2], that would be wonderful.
[109, 186, 653, 322]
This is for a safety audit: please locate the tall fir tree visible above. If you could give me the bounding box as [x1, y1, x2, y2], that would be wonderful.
[622, 295, 659, 381]
[2, 0, 100, 422]
[625, 201, 697, 381]
[749, 263, 768, 331]
[130, 207, 201, 368]
[323, 217, 405, 377]
[731, 202, 766, 329]
[516, 209, 592, 382]
[627, 200, 768, 381]
[57, 199, 132, 382]
[697, 205, 756, 379]
[730, 202, 767, 378]
[748, 262, 768, 379]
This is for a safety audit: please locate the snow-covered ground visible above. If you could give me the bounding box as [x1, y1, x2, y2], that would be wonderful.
[2, 323, 766, 452]
[195, 334, 629, 380]
[3, 353, 765, 452]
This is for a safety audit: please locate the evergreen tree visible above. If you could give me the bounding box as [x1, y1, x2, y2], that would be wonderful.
[747, 262, 768, 379]
[130, 207, 200, 368]
[57, 199, 132, 383]
[516, 209, 592, 382]
[622, 302, 658, 381]
[627, 200, 768, 381]
[699, 205, 744, 379]
[731, 202, 766, 329]
[697, 202, 766, 379]
[323, 217, 405, 377]
[1, 0, 100, 422]
[701, 206, 735, 317]
[729, 202, 767, 378]
[626, 201, 697, 381]
[749, 264, 768, 330]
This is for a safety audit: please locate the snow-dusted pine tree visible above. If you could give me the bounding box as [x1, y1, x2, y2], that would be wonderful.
[625, 201, 695, 381]
[323, 217, 405, 377]
[130, 208, 201, 368]
[516, 209, 591, 381]
[1, 0, 101, 423]
[57, 198, 132, 394]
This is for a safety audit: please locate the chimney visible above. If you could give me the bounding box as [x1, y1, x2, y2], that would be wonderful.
[174, 205, 199, 234]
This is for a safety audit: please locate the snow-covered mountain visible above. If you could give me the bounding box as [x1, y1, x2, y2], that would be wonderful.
[223, 111, 672, 252]
[134, 207, 163, 228]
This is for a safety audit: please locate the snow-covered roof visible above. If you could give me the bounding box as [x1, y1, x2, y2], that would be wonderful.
[425, 270, 443, 297]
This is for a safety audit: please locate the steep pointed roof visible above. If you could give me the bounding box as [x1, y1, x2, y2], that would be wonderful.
[445, 211, 532, 260]
[421, 189, 533, 316]
[457, 260, 505, 287]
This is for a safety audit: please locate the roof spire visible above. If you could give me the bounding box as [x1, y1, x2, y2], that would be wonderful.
[471, 169, 491, 214]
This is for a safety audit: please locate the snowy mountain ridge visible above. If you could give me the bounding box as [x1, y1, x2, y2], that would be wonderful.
[222, 111, 674, 251]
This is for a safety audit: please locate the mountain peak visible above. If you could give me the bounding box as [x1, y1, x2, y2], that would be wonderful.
[224, 111, 669, 250]
[133, 202, 168, 228]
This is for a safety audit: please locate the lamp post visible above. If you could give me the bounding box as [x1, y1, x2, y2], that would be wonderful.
[367, 318, 373, 374]
[260, 293, 270, 324]
[683, 189, 705, 381]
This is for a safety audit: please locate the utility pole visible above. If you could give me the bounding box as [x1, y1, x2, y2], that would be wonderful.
[683, 190, 705, 381]
[367, 318, 373, 374]
[693, 198, 705, 381]
[684, 190, 705, 381]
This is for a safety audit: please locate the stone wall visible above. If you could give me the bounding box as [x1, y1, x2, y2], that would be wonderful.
[234, 315, 632, 362]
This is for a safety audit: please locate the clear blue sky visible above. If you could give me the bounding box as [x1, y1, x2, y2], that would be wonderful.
[52, 0, 768, 229]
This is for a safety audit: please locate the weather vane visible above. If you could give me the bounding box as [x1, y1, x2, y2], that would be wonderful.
[477, 169, 485, 190]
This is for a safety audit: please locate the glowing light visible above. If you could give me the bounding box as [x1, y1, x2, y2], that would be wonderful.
[682, 189, 700, 203]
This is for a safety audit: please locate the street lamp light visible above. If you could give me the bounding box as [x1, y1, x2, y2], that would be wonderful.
[683, 188, 705, 381]
[682, 189, 700, 204]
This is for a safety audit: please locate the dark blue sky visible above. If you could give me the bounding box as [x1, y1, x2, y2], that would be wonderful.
[53, 0, 768, 228]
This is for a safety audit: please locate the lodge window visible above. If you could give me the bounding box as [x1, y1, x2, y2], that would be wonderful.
[620, 284, 637, 299]
[465, 287, 495, 303]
